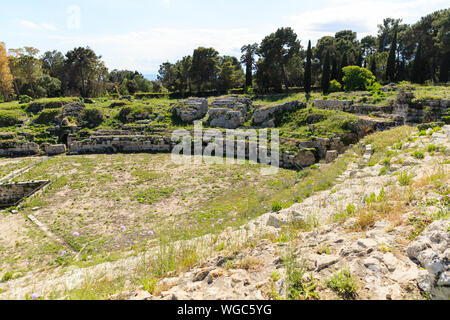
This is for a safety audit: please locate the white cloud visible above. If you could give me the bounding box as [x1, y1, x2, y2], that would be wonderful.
[18, 20, 57, 31]
[41, 23, 57, 31]
[286, 0, 449, 43]
[19, 20, 40, 30]
[50, 27, 264, 73]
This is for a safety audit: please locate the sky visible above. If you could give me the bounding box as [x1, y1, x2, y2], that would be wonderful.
[1, 0, 448, 77]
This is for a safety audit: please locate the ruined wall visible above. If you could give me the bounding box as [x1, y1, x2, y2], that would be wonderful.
[312, 96, 449, 124]
[67, 131, 353, 170]
[0, 142, 40, 157]
[0, 181, 50, 208]
[68, 135, 172, 154]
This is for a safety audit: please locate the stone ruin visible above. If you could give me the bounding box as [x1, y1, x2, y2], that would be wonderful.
[0, 91, 447, 171]
[252, 100, 305, 127]
[172, 98, 208, 123]
[0, 180, 50, 208]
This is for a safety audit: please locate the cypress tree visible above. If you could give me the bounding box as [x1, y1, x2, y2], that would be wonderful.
[370, 58, 377, 80]
[386, 26, 398, 82]
[338, 52, 348, 82]
[439, 52, 449, 83]
[304, 40, 312, 95]
[322, 51, 331, 94]
[331, 57, 338, 81]
[411, 43, 423, 84]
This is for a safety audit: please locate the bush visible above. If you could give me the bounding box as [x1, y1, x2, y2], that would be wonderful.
[0, 110, 22, 127]
[35, 109, 61, 125]
[367, 81, 383, 94]
[82, 108, 105, 128]
[117, 105, 154, 123]
[342, 66, 376, 91]
[19, 95, 33, 104]
[326, 269, 359, 299]
[134, 92, 170, 99]
[398, 171, 413, 186]
[328, 80, 342, 93]
[412, 150, 425, 159]
[271, 201, 283, 212]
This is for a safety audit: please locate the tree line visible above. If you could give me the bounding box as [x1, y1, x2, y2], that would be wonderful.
[0, 8, 448, 101]
[0, 46, 156, 101]
[158, 8, 449, 94]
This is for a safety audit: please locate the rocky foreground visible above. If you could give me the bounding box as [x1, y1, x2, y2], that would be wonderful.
[119, 126, 449, 301]
[0, 125, 448, 300]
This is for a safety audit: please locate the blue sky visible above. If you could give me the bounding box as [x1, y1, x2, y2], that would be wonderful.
[1, 0, 448, 75]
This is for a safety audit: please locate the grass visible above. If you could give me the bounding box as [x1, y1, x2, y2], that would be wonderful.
[363, 125, 416, 167]
[398, 171, 413, 186]
[326, 269, 359, 300]
[282, 249, 320, 300]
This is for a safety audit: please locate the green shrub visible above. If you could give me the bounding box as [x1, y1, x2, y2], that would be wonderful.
[19, 95, 33, 104]
[379, 166, 390, 176]
[398, 171, 413, 186]
[117, 105, 154, 123]
[342, 66, 376, 91]
[328, 80, 342, 93]
[443, 116, 450, 125]
[326, 269, 359, 299]
[271, 200, 283, 212]
[367, 81, 382, 93]
[134, 92, 170, 99]
[412, 150, 425, 159]
[82, 108, 105, 128]
[0, 110, 22, 127]
[427, 144, 438, 153]
[1, 271, 14, 282]
[35, 109, 61, 125]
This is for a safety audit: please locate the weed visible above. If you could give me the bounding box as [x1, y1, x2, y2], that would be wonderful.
[326, 269, 359, 300]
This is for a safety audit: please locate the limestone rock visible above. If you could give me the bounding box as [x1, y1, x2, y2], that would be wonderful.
[252, 101, 305, 127]
[325, 150, 339, 163]
[43, 144, 66, 156]
[316, 255, 339, 271]
[407, 220, 450, 300]
[173, 98, 208, 123]
[294, 150, 316, 168]
[207, 108, 244, 129]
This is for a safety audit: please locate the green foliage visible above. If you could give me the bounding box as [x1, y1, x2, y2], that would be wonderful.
[321, 51, 331, 94]
[141, 277, 158, 294]
[0, 110, 22, 127]
[136, 187, 174, 204]
[82, 108, 104, 128]
[117, 105, 154, 123]
[19, 95, 33, 104]
[271, 200, 283, 212]
[342, 66, 376, 91]
[398, 171, 413, 186]
[328, 80, 342, 93]
[1, 271, 14, 282]
[35, 108, 61, 125]
[283, 251, 319, 300]
[412, 150, 425, 159]
[326, 269, 359, 299]
[134, 92, 170, 99]
[427, 144, 438, 153]
[304, 40, 312, 94]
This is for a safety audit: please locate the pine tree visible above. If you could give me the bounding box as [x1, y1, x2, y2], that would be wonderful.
[321, 51, 331, 94]
[411, 43, 423, 84]
[0, 42, 14, 101]
[304, 40, 312, 95]
[386, 26, 398, 82]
